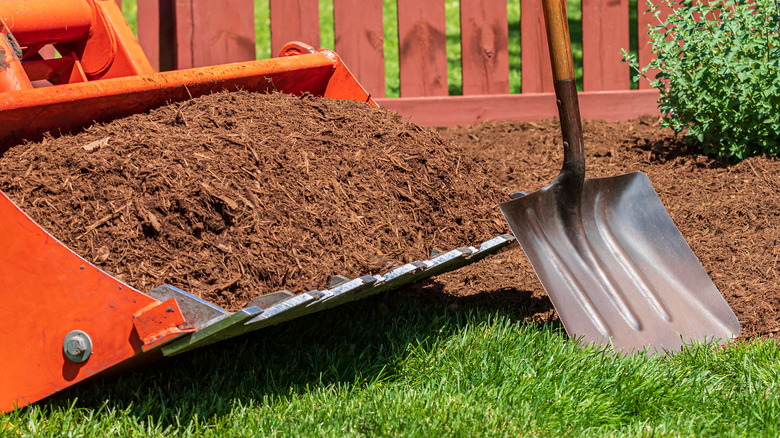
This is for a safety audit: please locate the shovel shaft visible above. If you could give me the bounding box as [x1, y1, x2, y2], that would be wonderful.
[542, 0, 575, 82]
[542, 0, 585, 198]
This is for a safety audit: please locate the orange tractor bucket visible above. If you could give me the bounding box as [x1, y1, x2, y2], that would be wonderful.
[0, 0, 514, 411]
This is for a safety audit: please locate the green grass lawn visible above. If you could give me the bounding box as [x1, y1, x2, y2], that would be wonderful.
[119, 0, 643, 96]
[3, 291, 780, 437]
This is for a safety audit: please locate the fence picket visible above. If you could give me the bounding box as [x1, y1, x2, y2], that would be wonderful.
[333, 0, 386, 98]
[582, 0, 629, 90]
[270, 0, 320, 57]
[637, 1, 674, 89]
[173, 0, 255, 69]
[125, 0, 662, 125]
[460, 0, 509, 95]
[396, 0, 448, 97]
[520, 0, 553, 93]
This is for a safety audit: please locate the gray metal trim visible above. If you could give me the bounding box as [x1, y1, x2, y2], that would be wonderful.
[147, 285, 229, 329]
[159, 234, 516, 357]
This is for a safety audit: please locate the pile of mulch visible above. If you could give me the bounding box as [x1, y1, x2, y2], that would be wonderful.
[0, 91, 777, 340]
[428, 117, 779, 340]
[0, 92, 508, 311]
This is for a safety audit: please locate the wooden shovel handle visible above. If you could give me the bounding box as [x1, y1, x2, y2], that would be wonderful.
[541, 0, 585, 193]
[542, 0, 576, 82]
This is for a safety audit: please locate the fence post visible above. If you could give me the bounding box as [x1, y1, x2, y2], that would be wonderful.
[137, 0, 176, 72]
[173, 0, 256, 69]
[637, 1, 674, 89]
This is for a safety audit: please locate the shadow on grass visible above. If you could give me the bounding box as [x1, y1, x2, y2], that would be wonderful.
[36, 282, 558, 424]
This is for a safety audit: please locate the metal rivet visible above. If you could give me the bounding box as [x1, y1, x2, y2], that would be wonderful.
[63, 330, 92, 363]
[80, 265, 85, 270]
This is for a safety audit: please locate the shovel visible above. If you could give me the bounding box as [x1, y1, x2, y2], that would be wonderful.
[499, 0, 740, 354]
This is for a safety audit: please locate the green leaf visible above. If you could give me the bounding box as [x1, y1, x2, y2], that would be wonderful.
[636, 0, 780, 159]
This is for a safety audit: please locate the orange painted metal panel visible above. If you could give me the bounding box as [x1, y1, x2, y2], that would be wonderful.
[460, 0, 509, 95]
[133, 298, 191, 350]
[174, 0, 256, 69]
[270, 0, 320, 57]
[0, 191, 190, 412]
[1, 0, 153, 89]
[397, 0, 448, 97]
[333, 0, 386, 98]
[0, 0, 92, 46]
[520, 0, 553, 93]
[82, 0, 156, 79]
[375, 89, 661, 125]
[0, 50, 372, 148]
[582, 0, 630, 91]
[0, 26, 33, 91]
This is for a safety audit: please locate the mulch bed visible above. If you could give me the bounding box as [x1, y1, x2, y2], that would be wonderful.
[0, 91, 777, 339]
[432, 117, 779, 340]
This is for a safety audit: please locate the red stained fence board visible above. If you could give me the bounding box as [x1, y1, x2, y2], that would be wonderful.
[521, 0, 553, 93]
[333, 0, 386, 98]
[123, 0, 664, 124]
[582, 0, 629, 90]
[459, 0, 509, 95]
[637, 1, 674, 89]
[174, 0, 255, 69]
[137, 0, 160, 71]
[270, 0, 320, 56]
[376, 89, 661, 126]
[396, 0, 448, 97]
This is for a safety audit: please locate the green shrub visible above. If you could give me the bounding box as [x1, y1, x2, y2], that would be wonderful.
[624, 0, 780, 159]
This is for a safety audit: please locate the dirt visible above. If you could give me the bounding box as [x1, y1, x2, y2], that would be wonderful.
[431, 117, 780, 340]
[0, 92, 508, 311]
[0, 91, 777, 339]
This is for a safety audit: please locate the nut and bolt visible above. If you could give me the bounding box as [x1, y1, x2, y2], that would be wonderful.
[63, 330, 92, 363]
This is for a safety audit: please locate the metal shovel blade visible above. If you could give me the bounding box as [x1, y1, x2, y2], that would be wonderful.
[500, 171, 740, 353]
[501, 0, 741, 354]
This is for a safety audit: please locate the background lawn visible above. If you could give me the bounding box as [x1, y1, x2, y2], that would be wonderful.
[3, 292, 780, 437]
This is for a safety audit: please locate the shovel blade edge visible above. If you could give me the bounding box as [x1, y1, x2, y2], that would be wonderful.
[500, 171, 740, 354]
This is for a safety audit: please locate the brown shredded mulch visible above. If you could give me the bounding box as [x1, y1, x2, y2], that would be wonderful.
[0, 92, 507, 311]
[0, 92, 777, 340]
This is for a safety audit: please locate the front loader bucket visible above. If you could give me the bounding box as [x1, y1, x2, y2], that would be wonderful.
[0, 3, 516, 410]
[0, 185, 514, 411]
[0, 50, 517, 408]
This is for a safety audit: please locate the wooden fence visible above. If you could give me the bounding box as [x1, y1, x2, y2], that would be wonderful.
[129, 0, 672, 125]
